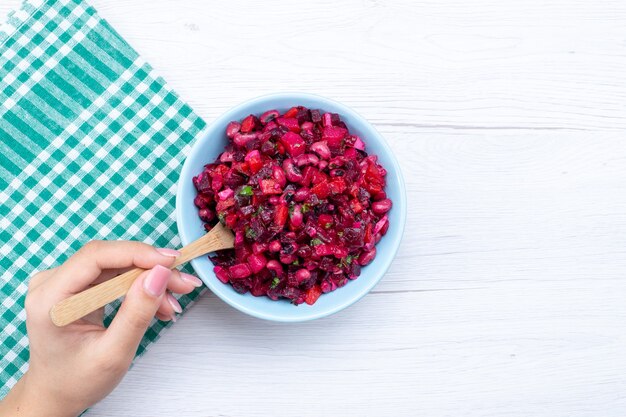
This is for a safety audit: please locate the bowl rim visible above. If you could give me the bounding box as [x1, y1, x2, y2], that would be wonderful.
[176, 92, 407, 322]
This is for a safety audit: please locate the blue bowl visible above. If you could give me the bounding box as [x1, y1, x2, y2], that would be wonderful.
[176, 93, 406, 322]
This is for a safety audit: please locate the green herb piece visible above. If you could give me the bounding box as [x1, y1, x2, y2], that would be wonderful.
[270, 277, 280, 288]
[245, 227, 257, 239]
[338, 231, 344, 237]
[218, 212, 226, 225]
[338, 255, 354, 268]
[310, 238, 323, 246]
[239, 185, 253, 196]
[301, 204, 311, 214]
[292, 259, 300, 266]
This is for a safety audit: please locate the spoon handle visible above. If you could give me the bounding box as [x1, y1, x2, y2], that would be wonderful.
[50, 268, 144, 327]
[49, 224, 234, 327]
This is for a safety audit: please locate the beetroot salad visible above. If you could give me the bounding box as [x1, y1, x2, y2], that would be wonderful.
[192, 106, 391, 305]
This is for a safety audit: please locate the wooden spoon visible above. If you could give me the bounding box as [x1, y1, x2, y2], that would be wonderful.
[49, 223, 235, 327]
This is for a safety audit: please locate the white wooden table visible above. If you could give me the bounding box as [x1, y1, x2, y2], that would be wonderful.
[3, 0, 626, 415]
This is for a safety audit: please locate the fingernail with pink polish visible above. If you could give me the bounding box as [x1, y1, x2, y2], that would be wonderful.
[180, 273, 203, 287]
[143, 265, 171, 297]
[156, 248, 181, 258]
[170, 314, 178, 323]
[167, 293, 183, 314]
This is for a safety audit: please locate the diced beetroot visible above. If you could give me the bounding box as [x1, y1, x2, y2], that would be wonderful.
[260, 140, 276, 156]
[314, 244, 334, 257]
[284, 107, 299, 118]
[248, 253, 267, 274]
[333, 246, 349, 259]
[297, 245, 312, 259]
[311, 109, 322, 123]
[279, 132, 306, 157]
[195, 193, 214, 208]
[364, 222, 373, 244]
[211, 174, 223, 191]
[306, 226, 317, 237]
[244, 150, 263, 174]
[323, 126, 347, 147]
[364, 178, 383, 195]
[259, 178, 282, 195]
[214, 266, 230, 283]
[329, 178, 347, 194]
[263, 121, 278, 132]
[305, 285, 322, 305]
[216, 197, 235, 211]
[320, 280, 332, 293]
[365, 162, 384, 185]
[277, 117, 301, 133]
[323, 126, 347, 141]
[224, 213, 238, 229]
[250, 279, 268, 297]
[234, 230, 245, 246]
[350, 199, 364, 214]
[193, 172, 211, 193]
[294, 188, 310, 202]
[217, 188, 234, 200]
[240, 115, 259, 133]
[220, 151, 234, 163]
[311, 182, 331, 199]
[280, 253, 296, 264]
[252, 242, 268, 254]
[274, 204, 288, 227]
[230, 263, 252, 279]
[318, 214, 333, 229]
[372, 190, 387, 201]
[309, 168, 327, 185]
[352, 136, 366, 150]
[323, 112, 333, 127]
[198, 208, 214, 222]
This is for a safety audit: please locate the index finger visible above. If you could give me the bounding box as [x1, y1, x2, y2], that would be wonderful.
[49, 240, 180, 295]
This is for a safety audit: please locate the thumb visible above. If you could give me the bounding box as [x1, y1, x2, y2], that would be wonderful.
[104, 265, 171, 355]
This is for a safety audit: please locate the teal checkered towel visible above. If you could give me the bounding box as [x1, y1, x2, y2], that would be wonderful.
[0, 0, 207, 397]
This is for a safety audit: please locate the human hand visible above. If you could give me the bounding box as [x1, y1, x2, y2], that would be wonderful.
[0, 241, 203, 417]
